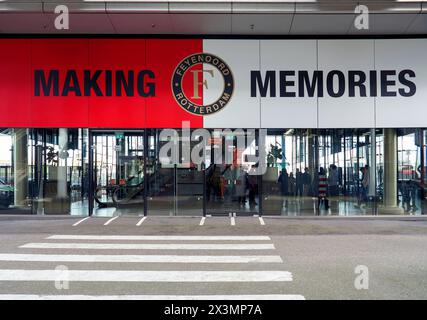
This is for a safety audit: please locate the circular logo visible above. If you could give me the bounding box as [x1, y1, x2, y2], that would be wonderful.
[172, 53, 234, 116]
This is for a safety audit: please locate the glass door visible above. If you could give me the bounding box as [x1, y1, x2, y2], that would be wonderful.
[206, 130, 260, 216]
[90, 130, 145, 217]
[145, 129, 204, 216]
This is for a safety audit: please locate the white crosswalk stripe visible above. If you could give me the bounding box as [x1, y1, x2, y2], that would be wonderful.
[72, 217, 90, 227]
[0, 253, 283, 263]
[20, 243, 275, 250]
[47, 235, 271, 241]
[136, 216, 147, 226]
[0, 234, 305, 300]
[104, 216, 119, 226]
[0, 270, 293, 282]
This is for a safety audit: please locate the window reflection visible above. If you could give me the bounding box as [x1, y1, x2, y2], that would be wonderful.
[0, 127, 425, 216]
[262, 128, 427, 216]
[0, 128, 88, 215]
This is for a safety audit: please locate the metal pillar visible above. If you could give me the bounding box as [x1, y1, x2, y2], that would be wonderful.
[368, 129, 376, 197]
[88, 130, 94, 216]
[381, 128, 403, 214]
[13, 129, 28, 208]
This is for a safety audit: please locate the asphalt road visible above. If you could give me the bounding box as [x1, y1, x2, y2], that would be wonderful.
[0, 215, 426, 300]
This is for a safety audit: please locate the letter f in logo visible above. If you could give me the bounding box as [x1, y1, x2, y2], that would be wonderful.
[191, 69, 214, 99]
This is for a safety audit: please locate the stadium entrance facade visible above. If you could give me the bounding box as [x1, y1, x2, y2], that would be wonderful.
[0, 38, 426, 216]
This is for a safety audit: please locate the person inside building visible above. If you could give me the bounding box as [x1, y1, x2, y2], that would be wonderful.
[206, 164, 216, 202]
[296, 168, 303, 197]
[401, 180, 412, 212]
[318, 167, 329, 213]
[278, 169, 289, 196]
[401, 179, 419, 213]
[288, 172, 296, 196]
[220, 164, 233, 201]
[362, 164, 370, 203]
[212, 165, 223, 201]
[328, 164, 339, 197]
[410, 179, 419, 212]
[356, 165, 370, 208]
[303, 167, 311, 196]
[312, 168, 319, 199]
[247, 164, 258, 207]
[235, 165, 247, 206]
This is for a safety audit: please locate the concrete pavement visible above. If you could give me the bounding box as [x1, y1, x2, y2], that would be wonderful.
[0, 215, 426, 299]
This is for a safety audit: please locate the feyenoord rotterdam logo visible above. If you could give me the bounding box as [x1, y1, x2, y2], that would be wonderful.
[172, 53, 234, 115]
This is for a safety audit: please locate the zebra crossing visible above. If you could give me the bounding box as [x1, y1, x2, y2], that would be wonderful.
[71, 215, 267, 227]
[0, 234, 305, 300]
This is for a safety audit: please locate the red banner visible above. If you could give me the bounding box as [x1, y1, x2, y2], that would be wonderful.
[0, 39, 204, 128]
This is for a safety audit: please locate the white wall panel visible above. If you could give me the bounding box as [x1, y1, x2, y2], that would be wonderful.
[202, 39, 425, 129]
[260, 40, 317, 128]
[318, 40, 375, 128]
[203, 40, 260, 128]
[375, 39, 427, 128]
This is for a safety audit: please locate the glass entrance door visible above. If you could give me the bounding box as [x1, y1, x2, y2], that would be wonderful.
[146, 129, 204, 216]
[206, 130, 260, 216]
[90, 130, 145, 217]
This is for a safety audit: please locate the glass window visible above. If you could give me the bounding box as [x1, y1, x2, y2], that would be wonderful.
[0, 128, 89, 215]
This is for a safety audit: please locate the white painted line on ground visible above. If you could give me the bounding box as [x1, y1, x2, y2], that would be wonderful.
[230, 213, 236, 226]
[136, 216, 147, 226]
[104, 216, 119, 226]
[20, 243, 276, 250]
[0, 294, 305, 300]
[0, 270, 292, 282]
[0, 253, 283, 264]
[72, 217, 90, 227]
[259, 217, 266, 225]
[46, 235, 271, 241]
[199, 217, 206, 226]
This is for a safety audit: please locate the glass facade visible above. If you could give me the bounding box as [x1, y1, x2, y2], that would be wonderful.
[0, 128, 89, 215]
[0, 127, 426, 216]
[261, 129, 427, 216]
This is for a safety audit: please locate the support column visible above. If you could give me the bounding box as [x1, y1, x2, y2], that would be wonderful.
[380, 128, 403, 214]
[57, 129, 68, 199]
[13, 129, 28, 208]
[281, 134, 286, 170]
[44, 129, 70, 214]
